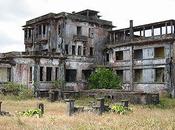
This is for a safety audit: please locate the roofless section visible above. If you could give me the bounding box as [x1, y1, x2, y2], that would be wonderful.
[108, 19, 175, 46]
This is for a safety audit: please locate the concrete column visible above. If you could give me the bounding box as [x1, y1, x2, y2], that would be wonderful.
[171, 21, 173, 35]
[130, 20, 134, 41]
[96, 98, 105, 115]
[52, 67, 56, 81]
[151, 26, 154, 39]
[43, 66, 46, 81]
[109, 34, 112, 43]
[0, 101, 2, 113]
[37, 103, 44, 115]
[143, 27, 145, 38]
[65, 99, 75, 116]
[130, 46, 134, 91]
[113, 33, 115, 43]
[123, 30, 126, 41]
[160, 27, 162, 38]
[165, 22, 168, 34]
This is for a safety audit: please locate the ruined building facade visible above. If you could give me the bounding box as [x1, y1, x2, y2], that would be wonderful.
[0, 10, 175, 96]
[0, 10, 113, 94]
[106, 20, 175, 96]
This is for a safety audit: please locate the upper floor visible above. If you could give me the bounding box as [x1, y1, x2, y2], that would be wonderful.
[107, 19, 175, 46]
[23, 9, 113, 56]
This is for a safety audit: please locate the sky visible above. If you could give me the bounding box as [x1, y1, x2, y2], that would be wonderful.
[0, 0, 175, 52]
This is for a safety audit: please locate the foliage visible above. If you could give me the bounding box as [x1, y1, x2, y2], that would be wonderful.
[147, 97, 175, 109]
[111, 104, 132, 115]
[51, 80, 65, 89]
[88, 68, 122, 89]
[3, 82, 33, 100]
[19, 108, 42, 118]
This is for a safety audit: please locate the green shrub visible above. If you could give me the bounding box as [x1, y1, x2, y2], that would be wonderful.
[19, 108, 42, 118]
[88, 68, 121, 89]
[111, 104, 132, 115]
[51, 80, 65, 89]
[3, 82, 33, 100]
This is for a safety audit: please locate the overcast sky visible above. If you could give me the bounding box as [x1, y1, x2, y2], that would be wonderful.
[0, 0, 175, 52]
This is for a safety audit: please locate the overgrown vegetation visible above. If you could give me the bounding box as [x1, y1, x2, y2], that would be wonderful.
[2, 82, 33, 100]
[111, 104, 132, 115]
[88, 67, 121, 89]
[18, 108, 42, 118]
[51, 80, 65, 89]
[0, 97, 175, 130]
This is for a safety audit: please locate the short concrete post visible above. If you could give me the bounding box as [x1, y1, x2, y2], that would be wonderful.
[49, 91, 54, 102]
[0, 101, 2, 114]
[121, 100, 129, 107]
[97, 98, 105, 115]
[65, 99, 75, 116]
[37, 103, 44, 115]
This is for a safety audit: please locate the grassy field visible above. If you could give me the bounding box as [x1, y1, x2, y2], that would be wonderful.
[0, 96, 175, 130]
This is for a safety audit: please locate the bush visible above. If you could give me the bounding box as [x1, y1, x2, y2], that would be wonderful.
[111, 104, 132, 115]
[18, 108, 42, 118]
[88, 68, 121, 89]
[3, 82, 33, 100]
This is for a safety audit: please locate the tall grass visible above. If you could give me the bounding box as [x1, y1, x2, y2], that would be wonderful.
[0, 96, 175, 130]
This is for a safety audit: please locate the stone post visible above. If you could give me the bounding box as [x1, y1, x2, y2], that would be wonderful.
[121, 100, 129, 107]
[96, 98, 105, 115]
[0, 101, 2, 113]
[65, 99, 75, 116]
[37, 103, 44, 115]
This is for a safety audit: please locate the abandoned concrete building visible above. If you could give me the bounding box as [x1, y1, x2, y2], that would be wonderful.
[106, 19, 175, 96]
[0, 9, 175, 97]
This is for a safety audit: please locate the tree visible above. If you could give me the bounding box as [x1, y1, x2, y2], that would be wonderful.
[88, 68, 122, 89]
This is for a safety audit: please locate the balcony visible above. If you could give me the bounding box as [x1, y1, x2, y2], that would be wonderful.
[73, 35, 88, 42]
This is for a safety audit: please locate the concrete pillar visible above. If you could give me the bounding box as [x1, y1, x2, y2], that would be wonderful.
[130, 46, 134, 91]
[37, 103, 44, 115]
[123, 30, 126, 41]
[171, 21, 173, 35]
[113, 33, 115, 43]
[129, 20, 134, 41]
[165, 22, 168, 34]
[143, 27, 145, 38]
[96, 98, 105, 115]
[0, 101, 2, 113]
[65, 99, 75, 116]
[160, 27, 162, 38]
[52, 67, 56, 81]
[151, 26, 154, 39]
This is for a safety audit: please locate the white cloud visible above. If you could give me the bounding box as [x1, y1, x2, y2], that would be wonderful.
[0, 0, 175, 52]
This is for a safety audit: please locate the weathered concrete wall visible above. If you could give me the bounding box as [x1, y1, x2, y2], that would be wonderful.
[108, 42, 172, 92]
[0, 68, 8, 82]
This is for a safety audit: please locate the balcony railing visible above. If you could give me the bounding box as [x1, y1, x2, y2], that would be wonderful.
[73, 35, 88, 41]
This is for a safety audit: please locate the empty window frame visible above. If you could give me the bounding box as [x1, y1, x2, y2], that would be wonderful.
[38, 25, 42, 35]
[46, 67, 52, 81]
[88, 28, 94, 38]
[77, 26, 82, 35]
[90, 47, 94, 56]
[106, 53, 109, 62]
[72, 45, 76, 55]
[43, 24, 46, 35]
[115, 51, 123, 60]
[116, 70, 123, 82]
[154, 47, 164, 58]
[7, 68, 11, 82]
[65, 69, 77, 82]
[78, 46, 82, 55]
[65, 44, 69, 55]
[40, 67, 43, 81]
[29, 67, 32, 81]
[58, 25, 61, 35]
[25, 30, 27, 39]
[134, 49, 143, 59]
[83, 47, 86, 56]
[134, 69, 142, 82]
[55, 67, 58, 80]
[82, 70, 92, 80]
[155, 68, 164, 82]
